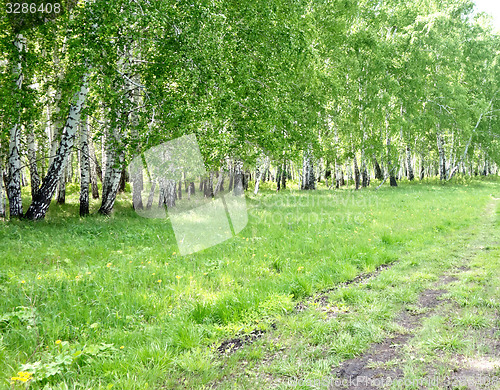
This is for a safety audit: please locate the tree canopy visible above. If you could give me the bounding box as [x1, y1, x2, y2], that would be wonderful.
[0, 0, 499, 218]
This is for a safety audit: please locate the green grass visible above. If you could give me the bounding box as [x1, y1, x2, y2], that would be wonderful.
[389, 220, 500, 389]
[0, 177, 499, 389]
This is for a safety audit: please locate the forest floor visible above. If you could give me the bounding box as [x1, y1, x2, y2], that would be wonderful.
[1, 177, 500, 389]
[330, 200, 500, 390]
[210, 191, 500, 390]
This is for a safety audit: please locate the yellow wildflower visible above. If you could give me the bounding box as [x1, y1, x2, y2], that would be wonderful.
[120, 346, 125, 349]
[10, 371, 32, 383]
[55, 339, 62, 345]
[157, 280, 162, 283]
[20, 280, 25, 284]
[106, 263, 112, 267]
[297, 266, 304, 271]
[176, 275, 181, 279]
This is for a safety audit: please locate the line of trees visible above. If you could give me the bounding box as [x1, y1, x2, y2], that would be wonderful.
[0, 0, 499, 220]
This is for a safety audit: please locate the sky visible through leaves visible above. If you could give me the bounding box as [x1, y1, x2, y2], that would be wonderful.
[474, 0, 500, 31]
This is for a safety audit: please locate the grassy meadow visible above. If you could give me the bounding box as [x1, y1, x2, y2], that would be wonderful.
[1, 177, 499, 389]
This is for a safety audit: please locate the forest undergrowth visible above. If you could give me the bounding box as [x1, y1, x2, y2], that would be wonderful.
[1, 177, 499, 389]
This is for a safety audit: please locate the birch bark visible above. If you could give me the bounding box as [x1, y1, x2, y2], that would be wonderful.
[385, 111, 397, 187]
[7, 34, 25, 218]
[214, 169, 225, 196]
[79, 116, 90, 216]
[98, 123, 124, 215]
[406, 146, 414, 180]
[436, 129, 446, 181]
[353, 154, 360, 190]
[233, 160, 244, 196]
[24, 74, 90, 220]
[301, 147, 315, 190]
[26, 129, 40, 199]
[281, 160, 287, 190]
[88, 132, 100, 199]
[0, 157, 5, 218]
[253, 155, 269, 195]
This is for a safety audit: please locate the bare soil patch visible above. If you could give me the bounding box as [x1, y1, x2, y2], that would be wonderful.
[330, 275, 453, 389]
[330, 201, 499, 389]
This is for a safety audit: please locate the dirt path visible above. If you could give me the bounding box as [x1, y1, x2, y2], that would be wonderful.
[330, 200, 499, 389]
[331, 277, 456, 389]
[217, 263, 397, 356]
[209, 200, 499, 390]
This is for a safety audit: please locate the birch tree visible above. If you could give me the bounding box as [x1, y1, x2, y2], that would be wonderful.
[79, 115, 90, 216]
[24, 73, 89, 220]
[7, 34, 25, 218]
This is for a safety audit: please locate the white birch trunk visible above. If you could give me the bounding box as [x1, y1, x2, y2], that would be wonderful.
[353, 154, 360, 190]
[253, 155, 269, 195]
[360, 148, 368, 187]
[88, 129, 100, 199]
[146, 180, 156, 210]
[101, 125, 107, 182]
[98, 124, 124, 215]
[420, 153, 425, 180]
[79, 116, 90, 216]
[56, 167, 66, 204]
[166, 179, 177, 207]
[280, 159, 286, 190]
[7, 34, 25, 218]
[301, 146, 315, 190]
[385, 110, 397, 187]
[158, 177, 166, 207]
[130, 60, 143, 209]
[99, 156, 124, 214]
[406, 146, 414, 180]
[26, 129, 40, 199]
[51, 52, 65, 200]
[131, 160, 144, 210]
[334, 125, 340, 188]
[214, 169, 225, 196]
[233, 160, 244, 196]
[24, 74, 89, 220]
[448, 130, 455, 178]
[359, 84, 368, 188]
[207, 171, 214, 197]
[0, 159, 5, 218]
[436, 129, 446, 181]
[49, 90, 62, 167]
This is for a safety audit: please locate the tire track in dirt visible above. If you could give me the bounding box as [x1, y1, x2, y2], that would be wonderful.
[215, 262, 398, 357]
[210, 200, 498, 390]
[330, 279, 454, 389]
[329, 200, 499, 390]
